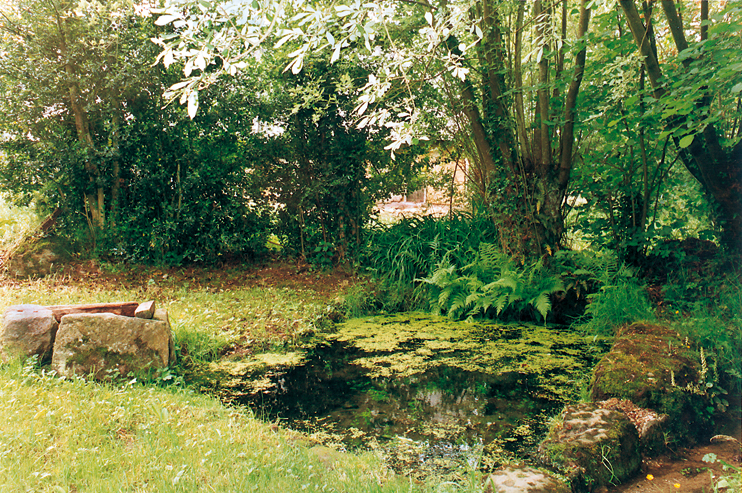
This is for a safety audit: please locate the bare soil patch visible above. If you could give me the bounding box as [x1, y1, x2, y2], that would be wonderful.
[607, 434, 741, 493]
[0, 259, 359, 297]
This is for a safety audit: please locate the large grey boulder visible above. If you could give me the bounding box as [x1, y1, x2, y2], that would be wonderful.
[52, 311, 174, 380]
[537, 402, 641, 492]
[1, 304, 58, 362]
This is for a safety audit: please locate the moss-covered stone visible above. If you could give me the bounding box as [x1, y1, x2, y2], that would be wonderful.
[0, 304, 58, 363]
[52, 312, 173, 380]
[537, 402, 640, 492]
[589, 322, 707, 442]
[5, 236, 71, 278]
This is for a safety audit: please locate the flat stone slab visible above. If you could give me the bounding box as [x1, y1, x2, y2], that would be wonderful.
[537, 402, 640, 491]
[52, 312, 174, 380]
[484, 466, 570, 493]
[1, 304, 58, 362]
[46, 302, 139, 322]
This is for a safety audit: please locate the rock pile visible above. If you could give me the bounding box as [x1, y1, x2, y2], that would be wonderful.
[1, 301, 175, 380]
[486, 322, 704, 492]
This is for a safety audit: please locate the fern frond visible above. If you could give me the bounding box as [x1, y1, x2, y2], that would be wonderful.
[438, 285, 454, 307]
[493, 272, 519, 292]
[423, 263, 457, 287]
[481, 281, 503, 294]
[478, 242, 501, 269]
[449, 290, 468, 319]
[465, 291, 482, 307]
[466, 274, 484, 293]
[495, 294, 510, 315]
[530, 292, 552, 321]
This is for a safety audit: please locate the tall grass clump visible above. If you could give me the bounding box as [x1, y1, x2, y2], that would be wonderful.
[666, 262, 742, 395]
[571, 251, 656, 334]
[360, 212, 498, 312]
[361, 212, 656, 326]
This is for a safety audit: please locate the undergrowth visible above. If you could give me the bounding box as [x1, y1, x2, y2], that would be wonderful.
[664, 261, 742, 397]
[359, 212, 498, 312]
[0, 196, 39, 251]
[422, 243, 563, 322]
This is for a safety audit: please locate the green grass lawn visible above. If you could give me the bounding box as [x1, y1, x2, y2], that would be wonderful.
[0, 273, 481, 493]
[0, 358, 430, 493]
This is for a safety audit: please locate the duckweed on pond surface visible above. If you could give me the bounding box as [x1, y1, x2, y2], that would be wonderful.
[207, 313, 610, 480]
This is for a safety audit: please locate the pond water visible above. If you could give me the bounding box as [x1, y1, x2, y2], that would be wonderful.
[207, 313, 609, 480]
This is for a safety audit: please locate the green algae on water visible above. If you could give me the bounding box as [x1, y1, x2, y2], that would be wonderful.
[202, 312, 610, 481]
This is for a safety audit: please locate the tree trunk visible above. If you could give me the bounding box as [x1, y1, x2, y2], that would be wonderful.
[110, 102, 122, 222]
[619, 0, 742, 251]
[56, 12, 105, 227]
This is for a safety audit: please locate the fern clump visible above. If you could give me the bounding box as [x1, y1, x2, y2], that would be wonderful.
[421, 247, 652, 326]
[422, 243, 564, 322]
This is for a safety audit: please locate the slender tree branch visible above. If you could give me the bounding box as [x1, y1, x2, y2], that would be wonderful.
[557, 0, 590, 191]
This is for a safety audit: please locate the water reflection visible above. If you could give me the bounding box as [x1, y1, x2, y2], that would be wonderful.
[216, 316, 608, 478]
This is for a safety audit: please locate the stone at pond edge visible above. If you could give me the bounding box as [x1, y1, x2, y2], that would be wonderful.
[0, 304, 58, 363]
[484, 466, 570, 493]
[599, 398, 670, 457]
[590, 322, 706, 443]
[52, 312, 173, 380]
[537, 402, 640, 492]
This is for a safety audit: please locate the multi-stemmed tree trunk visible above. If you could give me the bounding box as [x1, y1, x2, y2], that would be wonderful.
[0, 0, 147, 231]
[451, 0, 591, 258]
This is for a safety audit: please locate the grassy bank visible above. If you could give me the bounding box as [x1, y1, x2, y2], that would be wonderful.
[0, 359, 432, 493]
[0, 271, 481, 493]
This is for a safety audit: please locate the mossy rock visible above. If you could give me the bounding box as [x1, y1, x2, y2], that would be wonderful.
[52, 312, 173, 381]
[537, 402, 640, 492]
[5, 236, 71, 278]
[589, 323, 708, 442]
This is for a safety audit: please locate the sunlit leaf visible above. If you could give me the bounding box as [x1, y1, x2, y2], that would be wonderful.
[154, 14, 178, 26]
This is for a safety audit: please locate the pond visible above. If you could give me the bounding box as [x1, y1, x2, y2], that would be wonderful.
[205, 313, 609, 481]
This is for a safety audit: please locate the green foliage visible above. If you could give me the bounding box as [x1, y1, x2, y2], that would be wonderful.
[362, 213, 655, 325]
[360, 212, 498, 312]
[423, 244, 564, 322]
[656, 4, 742, 149]
[666, 259, 742, 395]
[363, 212, 498, 285]
[245, 57, 428, 266]
[574, 254, 655, 335]
[0, 4, 428, 267]
[420, 241, 656, 326]
[0, 195, 39, 251]
[703, 453, 742, 493]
